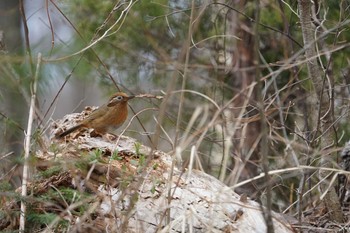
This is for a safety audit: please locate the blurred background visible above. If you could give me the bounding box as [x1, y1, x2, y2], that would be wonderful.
[1, 0, 350, 212]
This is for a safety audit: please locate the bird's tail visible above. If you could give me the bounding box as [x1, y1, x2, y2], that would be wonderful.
[57, 124, 83, 138]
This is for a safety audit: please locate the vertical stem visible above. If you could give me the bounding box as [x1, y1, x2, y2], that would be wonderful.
[166, 0, 196, 225]
[174, 0, 195, 148]
[254, 1, 274, 232]
[19, 53, 41, 232]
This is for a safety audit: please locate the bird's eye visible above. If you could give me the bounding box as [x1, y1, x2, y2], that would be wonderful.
[115, 96, 123, 101]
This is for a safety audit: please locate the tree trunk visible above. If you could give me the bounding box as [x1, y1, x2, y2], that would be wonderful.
[219, 1, 261, 197]
[297, 0, 344, 222]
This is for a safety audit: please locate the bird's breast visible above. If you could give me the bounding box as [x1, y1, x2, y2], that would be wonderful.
[105, 104, 128, 126]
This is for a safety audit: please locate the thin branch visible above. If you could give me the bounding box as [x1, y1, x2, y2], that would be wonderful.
[19, 0, 34, 73]
[45, 0, 55, 56]
[212, 2, 303, 48]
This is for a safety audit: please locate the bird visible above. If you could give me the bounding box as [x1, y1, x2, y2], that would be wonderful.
[57, 92, 134, 138]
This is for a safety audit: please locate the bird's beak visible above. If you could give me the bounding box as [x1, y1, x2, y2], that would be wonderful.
[127, 95, 135, 100]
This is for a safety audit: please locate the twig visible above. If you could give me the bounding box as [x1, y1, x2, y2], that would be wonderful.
[233, 165, 348, 189]
[42, 1, 136, 62]
[135, 93, 164, 100]
[19, 53, 42, 232]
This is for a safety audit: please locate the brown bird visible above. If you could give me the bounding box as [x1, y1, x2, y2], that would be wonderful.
[57, 92, 134, 138]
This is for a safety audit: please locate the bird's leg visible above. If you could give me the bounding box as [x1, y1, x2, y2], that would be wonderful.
[90, 129, 104, 137]
[105, 133, 119, 141]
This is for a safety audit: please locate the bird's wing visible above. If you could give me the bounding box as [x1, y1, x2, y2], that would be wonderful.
[84, 104, 109, 123]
